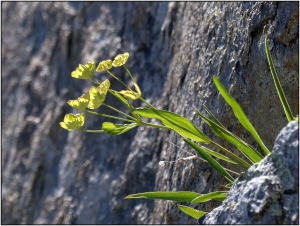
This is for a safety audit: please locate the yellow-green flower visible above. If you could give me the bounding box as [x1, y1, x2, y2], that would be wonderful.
[67, 92, 90, 110]
[119, 82, 141, 100]
[96, 60, 113, 72]
[71, 61, 95, 79]
[87, 79, 110, 109]
[60, 113, 85, 131]
[112, 52, 129, 67]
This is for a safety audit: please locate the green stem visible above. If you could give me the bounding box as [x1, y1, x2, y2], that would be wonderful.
[103, 103, 137, 121]
[91, 78, 101, 85]
[106, 70, 134, 92]
[83, 109, 136, 123]
[79, 129, 104, 133]
[139, 97, 156, 109]
[210, 141, 251, 170]
[123, 65, 135, 82]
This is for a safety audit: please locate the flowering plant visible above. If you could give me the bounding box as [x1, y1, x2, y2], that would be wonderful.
[60, 37, 297, 221]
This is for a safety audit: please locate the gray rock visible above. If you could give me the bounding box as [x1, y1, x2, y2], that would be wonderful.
[2, 2, 298, 224]
[200, 121, 299, 224]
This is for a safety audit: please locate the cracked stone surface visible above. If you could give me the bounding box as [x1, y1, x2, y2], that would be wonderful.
[2, 2, 298, 224]
[200, 121, 299, 224]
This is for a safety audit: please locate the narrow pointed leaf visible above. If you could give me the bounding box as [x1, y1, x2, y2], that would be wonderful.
[191, 191, 227, 204]
[125, 191, 202, 202]
[177, 205, 207, 220]
[225, 183, 233, 188]
[197, 110, 263, 163]
[184, 139, 234, 182]
[198, 145, 237, 164]
[265, 37, 294, 122]
[133, 108, 211, 143]
[203, 105, 225, 128]
[213, 76, 270, 155]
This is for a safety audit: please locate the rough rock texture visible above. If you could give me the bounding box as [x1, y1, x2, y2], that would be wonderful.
[200, 121, 299, 224]
[2, 2, 298, 224]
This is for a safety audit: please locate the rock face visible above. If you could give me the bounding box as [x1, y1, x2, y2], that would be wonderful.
[200, 121, 299, 224]
[2, 2, 298, 224]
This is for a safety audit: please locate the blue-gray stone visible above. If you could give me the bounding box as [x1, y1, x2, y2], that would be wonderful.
[201, 121, 299, 224]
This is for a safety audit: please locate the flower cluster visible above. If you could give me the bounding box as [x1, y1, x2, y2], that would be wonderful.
[112, 52, 129, 67]
[96, 52, 129, 72]
[96, 60, 112, 72]
[71, 61, 95, 80]
[60, 113, 85, 131]
[119, 82, 141, 100]
[60, 52, 143, 131]
[60, 79, 110, 131]
[87, 79, 110, 109]
[67, 93, 90, 110]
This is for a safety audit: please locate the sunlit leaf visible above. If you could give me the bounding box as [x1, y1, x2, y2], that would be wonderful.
[197, 110, 263, 164]
[184, 139, 234, 182]
[213, 76, 270, 155]
[177, 205, 207, 220]
[71, 61, 95, 79]
[125, 191, 202, 202]
[224, 183, 233, 188]
[133, 108, 211, 143]
[197, 145, 237, 164]
[191, 191, 227, 204]
[203, 105, 224, 128]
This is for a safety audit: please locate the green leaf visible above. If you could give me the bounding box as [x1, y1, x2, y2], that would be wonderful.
[203, 105, 225, 128]
[191, 191, 227, 204]
[224, 183, 233, 188]
[102, 122, 137, 135]
[133, 108, 211, 143]
[184, 139, 234, 182]
[197, 110, 263, 164]
[265, 37, 294, 122]
[197, 145, 237, 164]
[125, 191, 202, 202]
[177, 205, 207, 220]
[212, 76, 270, 155]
